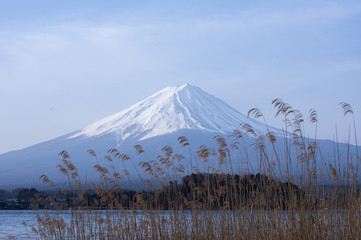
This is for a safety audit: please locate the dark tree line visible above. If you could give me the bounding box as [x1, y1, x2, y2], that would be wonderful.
[0, 188, 47, 209]
[1, 173, 307, 210]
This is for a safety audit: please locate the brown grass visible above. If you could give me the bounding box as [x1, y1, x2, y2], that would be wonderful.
[28, 100, 360, 239]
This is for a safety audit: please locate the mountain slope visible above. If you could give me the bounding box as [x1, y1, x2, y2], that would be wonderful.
[0, 84, 357, 189]
[69, 84, 280, 142]
[0, 84, 273, 188]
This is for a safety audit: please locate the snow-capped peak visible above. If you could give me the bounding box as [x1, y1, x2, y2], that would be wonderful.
[69, 84, 271, 141]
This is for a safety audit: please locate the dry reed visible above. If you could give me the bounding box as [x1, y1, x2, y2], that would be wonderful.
[27, 100, 360, 239]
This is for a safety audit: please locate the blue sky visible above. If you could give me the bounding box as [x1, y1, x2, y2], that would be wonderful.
[0, 0, 360, 153]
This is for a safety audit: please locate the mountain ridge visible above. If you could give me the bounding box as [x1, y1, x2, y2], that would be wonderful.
[68, 84, 279, 142]
[3, 84, 272, 188]
[0, 84, 357, 189]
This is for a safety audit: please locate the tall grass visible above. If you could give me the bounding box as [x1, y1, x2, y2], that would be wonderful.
[29, 100, 360, 239]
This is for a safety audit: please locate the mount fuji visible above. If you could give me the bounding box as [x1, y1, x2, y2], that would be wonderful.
[0, 84, 357, 189]
[68, 84, 280, 140]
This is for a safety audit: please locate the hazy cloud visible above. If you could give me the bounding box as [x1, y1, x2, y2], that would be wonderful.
[0, 1, 360, 153]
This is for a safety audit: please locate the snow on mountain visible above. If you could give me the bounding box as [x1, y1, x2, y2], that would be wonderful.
[3, 84, 278, 188]
[69, 84, 279, 142]
[0, 84, 356, 189]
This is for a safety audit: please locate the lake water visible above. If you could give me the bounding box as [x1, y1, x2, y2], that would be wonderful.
[0, 210, 170, 239]
[0, 210, 42, 239]
[2, 210, 191, 239]
[0, 209, 343, 239]
[0, 210, 77, 239]
[0, 210, 243, 239]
